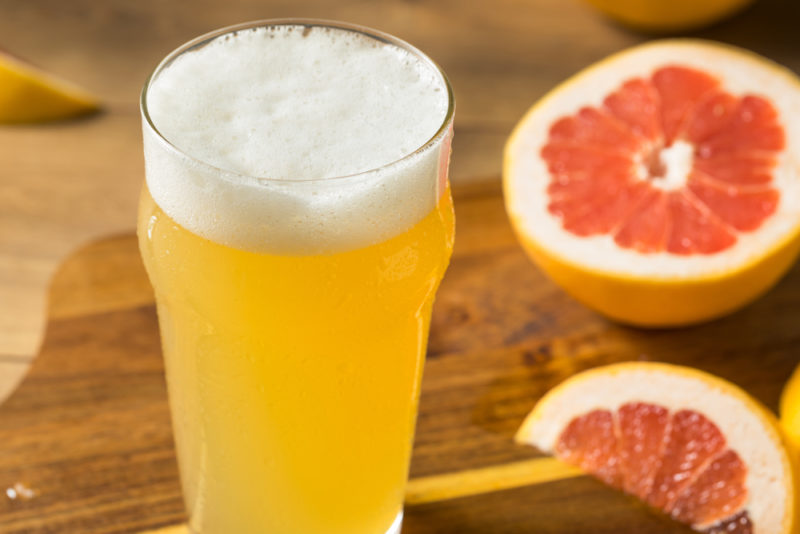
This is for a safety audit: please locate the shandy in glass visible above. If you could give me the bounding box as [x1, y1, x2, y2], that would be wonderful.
[138, 19, 455, 534]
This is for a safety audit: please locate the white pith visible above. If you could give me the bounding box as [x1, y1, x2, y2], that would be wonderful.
[505, 40, 800, 278]
[516, 365, 792, 534]
[639, 140, 694, 191]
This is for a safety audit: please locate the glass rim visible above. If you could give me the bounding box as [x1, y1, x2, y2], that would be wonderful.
[140, 18, 455, 185]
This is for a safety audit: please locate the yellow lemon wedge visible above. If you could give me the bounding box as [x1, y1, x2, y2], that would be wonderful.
[0, 50, 100, 123]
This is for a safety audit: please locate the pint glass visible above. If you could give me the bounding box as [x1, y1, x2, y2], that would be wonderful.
[138, 19, 455, 534]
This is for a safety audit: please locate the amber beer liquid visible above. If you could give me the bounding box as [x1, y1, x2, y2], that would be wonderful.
[138, 20, 454, 534]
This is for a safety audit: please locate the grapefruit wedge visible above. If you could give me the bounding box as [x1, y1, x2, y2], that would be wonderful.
[516, 362, 797, 533]
[504, 40, 800, 326]
[0, 50, 99, 123]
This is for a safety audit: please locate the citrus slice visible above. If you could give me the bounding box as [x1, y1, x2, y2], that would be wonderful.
[781, 364, 800, 455]
[504, 40, 800, 326]
[581, 0, 755, 33]
[0, 50, 100, 123]
[516, 362, 797, 533]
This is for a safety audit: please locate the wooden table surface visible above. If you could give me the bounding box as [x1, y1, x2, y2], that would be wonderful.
[1, 0, 799, 531]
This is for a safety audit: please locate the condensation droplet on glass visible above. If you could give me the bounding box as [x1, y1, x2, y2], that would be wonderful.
[147, 214, 158, 240]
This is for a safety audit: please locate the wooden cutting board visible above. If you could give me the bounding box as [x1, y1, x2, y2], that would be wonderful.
[0, 183, 797, 534]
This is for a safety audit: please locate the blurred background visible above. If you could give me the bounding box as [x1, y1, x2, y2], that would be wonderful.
[0, 0, 798, 402]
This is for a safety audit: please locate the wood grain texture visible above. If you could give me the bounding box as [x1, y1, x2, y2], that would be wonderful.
[0, 0, 799, 402]
[0, 186, 796, 533]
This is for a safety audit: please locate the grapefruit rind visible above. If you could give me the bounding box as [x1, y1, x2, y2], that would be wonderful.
[516, 362, 796, 534]
[512, 226, 800, 326]
[0, 50, 100, 123]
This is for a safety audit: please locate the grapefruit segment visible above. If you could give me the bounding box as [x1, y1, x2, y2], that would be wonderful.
[694, 96, 785, 157]
[548, 176, 648, 236]
[603, 78, 661, 142]
[686, 90, 740, 145]
[687, 175, 778, 232]
[617, 402, 670, 497]
[651, 66, 720, 145]
[646, 409, 727, 509]
[555, 410, 622, 486]
[549, 107, 641, 154]
[613, 189, 670, 252]
[665, 191, 736, 255]
[541, 143, 631, 177]
[693, 155, 774, 186]
[515, 362, 797, 534]
[504, 39, 800, 325]
[669, 449, 748, 526]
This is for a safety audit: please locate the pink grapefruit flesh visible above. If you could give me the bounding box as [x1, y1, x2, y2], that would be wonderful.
[556, 402, 751, 532]
[541, 65, 784, 256]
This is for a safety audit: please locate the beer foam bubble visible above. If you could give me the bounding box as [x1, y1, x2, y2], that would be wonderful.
[143, 23, 451, 254]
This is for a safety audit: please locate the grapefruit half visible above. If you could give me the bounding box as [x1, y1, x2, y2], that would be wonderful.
[503, 40, 800, 327]
[516, 362, 797, 533]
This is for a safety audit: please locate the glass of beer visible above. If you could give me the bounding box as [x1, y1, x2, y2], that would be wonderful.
[137, 19, 455, 534]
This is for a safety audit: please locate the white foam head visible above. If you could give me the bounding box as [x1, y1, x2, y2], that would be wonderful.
[142, 20, 453, 254]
